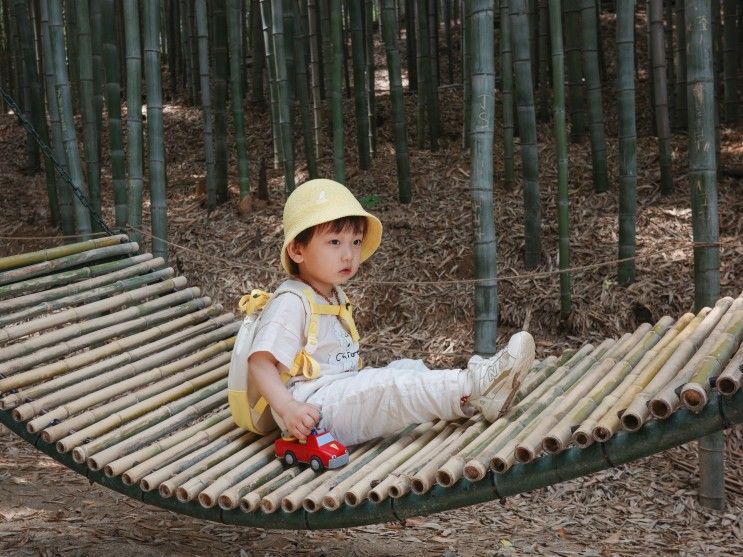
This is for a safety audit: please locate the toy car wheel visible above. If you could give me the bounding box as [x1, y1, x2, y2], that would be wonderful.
[284, 451, 296, 466]
[310, 456, 323, 472]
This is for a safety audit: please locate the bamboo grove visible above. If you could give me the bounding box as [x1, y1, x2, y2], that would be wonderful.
[0, 0, 740, 511]
[1, 0, 740, 347]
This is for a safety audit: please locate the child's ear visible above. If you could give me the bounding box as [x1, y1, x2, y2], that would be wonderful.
[286, 240, 304, 264]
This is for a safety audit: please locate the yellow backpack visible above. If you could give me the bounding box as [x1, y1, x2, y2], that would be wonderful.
[227, 280, 360, 434]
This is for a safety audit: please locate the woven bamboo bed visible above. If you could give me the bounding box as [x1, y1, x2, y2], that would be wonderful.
[1, 236, 741, 530]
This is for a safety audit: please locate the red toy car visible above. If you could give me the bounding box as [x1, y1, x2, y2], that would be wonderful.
[274, 429, 349, 472]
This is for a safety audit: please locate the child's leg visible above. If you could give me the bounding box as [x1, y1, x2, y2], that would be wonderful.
[306, 367, 470, 446]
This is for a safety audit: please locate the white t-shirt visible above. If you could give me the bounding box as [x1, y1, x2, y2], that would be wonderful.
[248, 280, 361, 385]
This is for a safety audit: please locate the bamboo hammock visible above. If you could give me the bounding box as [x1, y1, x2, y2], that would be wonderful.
[1, 239, 742, 529]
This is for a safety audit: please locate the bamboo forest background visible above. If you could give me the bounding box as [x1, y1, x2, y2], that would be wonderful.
[0, 0, 742, 515]
[1, 0, 741, 339]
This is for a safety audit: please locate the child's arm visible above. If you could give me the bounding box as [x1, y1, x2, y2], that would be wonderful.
[248, 351, 321, 440]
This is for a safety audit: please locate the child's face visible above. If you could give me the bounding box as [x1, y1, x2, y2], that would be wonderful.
[288, 225, 364, 295]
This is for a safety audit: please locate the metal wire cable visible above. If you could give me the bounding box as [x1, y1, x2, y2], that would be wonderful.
[0, 85, 116, 237]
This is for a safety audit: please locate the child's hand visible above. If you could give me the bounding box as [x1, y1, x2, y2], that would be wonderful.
[279, 400, 321, 441]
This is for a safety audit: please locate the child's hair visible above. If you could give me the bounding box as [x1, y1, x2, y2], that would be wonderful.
[288, 216, 367, 275]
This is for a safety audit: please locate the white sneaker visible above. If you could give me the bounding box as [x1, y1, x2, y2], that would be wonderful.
[468, 331, 536, 421]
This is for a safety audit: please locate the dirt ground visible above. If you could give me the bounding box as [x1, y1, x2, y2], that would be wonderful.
[2, 10, 743, 555]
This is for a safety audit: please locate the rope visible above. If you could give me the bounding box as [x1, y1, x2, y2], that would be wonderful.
[0, 86, 116, 237]
[127, 224, 735, 288]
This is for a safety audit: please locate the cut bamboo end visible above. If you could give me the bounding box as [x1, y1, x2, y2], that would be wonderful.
[87, 455, 105, 471]
[14, 406, 33, 423]
[435, 457, 463, 487]
[389, 477, 411, 499]
[175, 486, 192, 503]
[240, 493, 261, 513]
[121, 470, 137, 485]
[303, 496, 321, 513]
[573, 430, 593, 448]
[649, 398, 673, 419]
[71, 446, 87, 462]
[593, 425, 613, 443]
[514, 446, 534, 464]
[198, 491, 217, 508]
[717, 374, 740, 396]
[322, 492, 342, 511]
[218, 493, 239, 511]
[542, 435, 563, 455]
[260, 497, 279, 513]
[490, 455, 511, 474]
[411, 474, 433, 495]
[621, 411, 644, 432]
[463, 460, 487, 482]
[159, 483, 175, 498]
[681, 383, 708, 412]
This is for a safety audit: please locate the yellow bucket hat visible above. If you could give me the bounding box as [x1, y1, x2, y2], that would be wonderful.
[281, 179, 383, 275]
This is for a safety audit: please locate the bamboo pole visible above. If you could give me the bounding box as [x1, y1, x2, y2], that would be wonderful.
[485, 334, 640, 475]
[279, 443, 375, 513]
[0, 254, 151, 299]
[540, 316, 675, 454]
[259, 467, 316, 513]
[368, 422, 460, 504]
[322, 422, 433, 510]
[239, 465, 304, 512]
[349, 0, 371, 169]
[38, 353, 232, 443]
[79, 389, 229, 471]
[0, 240, 135, 286]
[194, 436, 280, 507]
[292, 0, 318, 178]
[0, 267, 174, 328]
[103, 409, 238, 480]
[123, 418, 245, 487]
[0, 257, 165, 314]
[194, 0, 217, 208]
[573, 311, 700, 446]
[26, 358, 227, 435]
[329, 0, 345, 181]
[649, 298, 742, 419]
[0, 276, 188, 343]
[437, 340, 608, 485]
[226, 0, 251, 199]
[271, 0, 295, 193]
[22, 318, 237, 429]
[0, 291, 208, 394]
[221, 457, 296, 510]
[158, 430, 256, 498]
[499, 0, 515, 187]
[620, 298, 733, 430]
[716, 341, 743, 396]
[681, 303, 743, 411]
[176, 432, 279, 502]
[649, 0, 673, 194]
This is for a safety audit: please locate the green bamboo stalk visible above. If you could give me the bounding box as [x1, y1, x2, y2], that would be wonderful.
[716, 341, 743, 396]
[211, 0, 229, 203]
[722, 0, 739, 124]
[364, 0, 376, 156]
[405, 0, 417, 91]
[38, 2, 75, 233]
[74, 0, 101, 229]
[250, 0, 266, 106]
[185, 0, 199, 104]
[578, 0, 607, 192]
[548, 0, 571, 319]
[292, 0, 318, 178]
[259, 0, 282, 169]
[426, 0, 440, 146]
[194, 0, 217, 209]
[381, 0, 411, 203]
[536, 0, 548, 121]
[271, 0, 295, 193]
[306, 0, 322, 157]
[461, 0, 469, 147]
[329, 0, 345, 182]
[510, 0, 542, 268]
[100, 0, 126, 227]
[122, 0, 143, 243]
[649, 0, 673, 195]
[90, 1, 104, 158]
[469, 0, 497, 356]
[142, 0, 168, 261]
[14, 0, 56, 217]
[500, 0, 514, 187]
[63, 0, 78, 112]
[673, 1, 687, 130]
[444, 0, 453, 83]
[349, 0, 371, 168]
[563, 0, 585, 142]
[665, 0, 675, 123]
[318, 0, 332, 97]
[226, 0, 251, 199]
[616, 0, 637, 285]
[415, 0, 428, 148]
[48, 0, 92, 237]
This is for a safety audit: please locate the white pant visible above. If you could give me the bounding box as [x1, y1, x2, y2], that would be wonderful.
[284, 359, 470, 446]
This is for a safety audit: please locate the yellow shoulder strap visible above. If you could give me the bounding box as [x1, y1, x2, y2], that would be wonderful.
[238, 289, 272, 315]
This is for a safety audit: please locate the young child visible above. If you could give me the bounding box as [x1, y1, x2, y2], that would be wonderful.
[247, 179, 535, 446]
